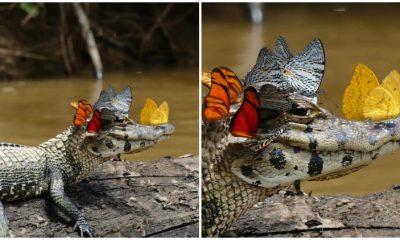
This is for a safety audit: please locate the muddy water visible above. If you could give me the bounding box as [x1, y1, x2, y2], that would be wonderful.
[203, 3, 400, 195]
[0, 68, 198, 161]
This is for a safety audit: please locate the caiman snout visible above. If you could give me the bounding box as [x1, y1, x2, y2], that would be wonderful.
[110, 122, 175, 140]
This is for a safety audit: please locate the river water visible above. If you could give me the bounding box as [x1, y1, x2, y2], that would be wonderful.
[0, 68, 198, 162]
[203, 3, 400, 195]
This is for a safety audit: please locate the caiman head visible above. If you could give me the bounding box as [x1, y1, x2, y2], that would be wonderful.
[86, 120, 174, 158]
[82, 86, 174, 158]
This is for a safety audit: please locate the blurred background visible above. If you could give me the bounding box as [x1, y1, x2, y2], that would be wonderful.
[203, 3, 400, 195]
[0, 3, 199, 160]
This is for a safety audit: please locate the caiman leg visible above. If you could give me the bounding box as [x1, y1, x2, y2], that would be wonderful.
[49, 167, 95, 237]
[202, 122, 280, 237]
[0, 201, 8, 237]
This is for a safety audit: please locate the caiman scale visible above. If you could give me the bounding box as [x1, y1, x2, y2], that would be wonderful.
[0, 87, 174, 237]
[202, 107, 400, 236]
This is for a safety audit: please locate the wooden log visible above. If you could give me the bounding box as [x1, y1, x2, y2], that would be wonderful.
[5, 155, 199, 237]
[224, 186, 400, 237]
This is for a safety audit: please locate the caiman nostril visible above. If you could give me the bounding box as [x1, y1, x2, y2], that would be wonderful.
[162, 124, 175, 135]
[105, 139, 114, 149]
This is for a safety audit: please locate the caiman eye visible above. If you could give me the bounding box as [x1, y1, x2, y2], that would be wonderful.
[100, 119, 113, 131]
[115, 119, 124, 123]
[288, 108, 309, 116]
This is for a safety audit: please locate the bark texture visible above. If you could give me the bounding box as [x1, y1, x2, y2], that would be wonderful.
[6, 155, 199, 237]
[224, 186, 400, 237]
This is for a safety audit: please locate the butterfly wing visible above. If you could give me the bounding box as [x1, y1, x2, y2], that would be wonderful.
[230, 87, 260, 138]
[202, 71, 212, 88]
[203, 68, 230, 122]
[363, 70, 400, 121]
[203, 96, 229, 120]
[81, 100, 93, 115]
[363, 87, 398, 121]
[93, 87, 132, 119]
[218, 66, 243, 103]
[150, 109, 168, 125]
[107, 86, 118, 98]
[73, 100, 93, 127]
[93, 90, 112, 111]
[87, 110, 101, 133]
[159, 101, 169, 118]
[274, 36, 294, 68]
[150, 101, 169, 125]
[381, 70, 400, 102]
[113, 86, 132, 118]
[259, 84, 294, 111]
[99, 108, 117, 131]
[140, 98, 158, 124]
[281, 39, 325, 97]
[342, 64, 380, 120]
[243, 47, 282, 91]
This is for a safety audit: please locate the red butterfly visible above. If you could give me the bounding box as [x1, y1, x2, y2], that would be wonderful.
[87, 108, 117, 133]
[230, 86, 260, 138]
[87, 110, 101, 133]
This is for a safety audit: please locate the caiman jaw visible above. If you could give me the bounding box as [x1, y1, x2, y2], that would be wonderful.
[87, 120, 175, 157]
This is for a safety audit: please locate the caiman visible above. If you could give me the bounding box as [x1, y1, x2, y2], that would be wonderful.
[0, 87, 174, 237]
[202, 103, 400, 236]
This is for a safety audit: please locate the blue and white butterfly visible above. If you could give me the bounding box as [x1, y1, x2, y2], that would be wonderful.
[244, 36, 325, 99]
[93, 86, 132, 119]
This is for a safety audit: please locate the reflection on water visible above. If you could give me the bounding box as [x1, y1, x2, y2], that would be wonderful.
[0, 68, 198, 161]
[203, 3, 400, 195]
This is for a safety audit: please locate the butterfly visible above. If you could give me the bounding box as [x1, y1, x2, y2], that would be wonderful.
[140, 98, 169, 125]
[363, 70, 400, 121]
[229, 86, 260, 138]
[218, 66, 243, 103]
[87, 110, 101, 133]
[203, 67, 243, 101]
[258, 83, 296, 112]
[202, 71, 211, 88]
[274, 36, 294, 68]
[342, 64, 380, 120]
[87, 108, 117, 133]
[243, 47, 281, 91]
[71, 99, 93, 127]
[93, 86, 132, 119]
[202, 67, 243, 122]
[244, 36, 325, 98]
[343, 64, 400, 121]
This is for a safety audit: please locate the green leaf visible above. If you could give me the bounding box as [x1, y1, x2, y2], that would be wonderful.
[20, 3, 40, 17]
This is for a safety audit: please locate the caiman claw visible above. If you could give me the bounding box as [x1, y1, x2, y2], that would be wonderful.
[73, 217, 96, 237]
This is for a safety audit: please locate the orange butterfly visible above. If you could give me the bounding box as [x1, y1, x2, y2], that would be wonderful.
[218, 66, 243, 103]
[71, 99, 93, 127]
[203, 67, 243, 122]
[230, 87, 260, 138]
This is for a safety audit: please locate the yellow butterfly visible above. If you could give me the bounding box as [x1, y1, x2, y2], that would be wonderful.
[140, 98, 169, 125]
[342, 64, 400, 121]
[342, 64, 379, 120]
[363, 70, 400, 121]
